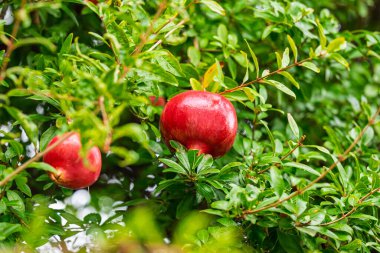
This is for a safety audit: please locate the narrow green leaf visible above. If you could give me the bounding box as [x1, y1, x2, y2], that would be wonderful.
[241, 51, 249, 84]
[282, 48, 290, 68]
[200, 0, 226, 16]
[211, 200, 230, 211]
[6, 191, 25, 213]
[5, 107, 38, 146]
[14, 38, 56, 52]
[15, 177, 32, 197]
[270, 167, 285, 197]
[26, 162, 57, 174]
[349, 213, 378, 221]
[330, 53, 350, 69]
[261, 79, 296, 99]
[160, 158, 188, 175]
[278, 230, 303, 253]
[279, 71, 300, 89]
[315, 18, 327, 49]
[300, 62, 320, 73]
[187, 46, 201, 67]
[284, 162, 321, 176]
[0, 223, 22, 241]
[275, 52, 282, 69]
[287, 113, 300, 138]
[88, 32, 110, 47]
[341, 239, 362, 251]
[220, 162, 243, 173]
[245, 40, 259, 78]
[190, 78, 203, 91]
[40, 126, 58, 151]
[287, 35, 298, 62]
[327, 37, 346, 53]
[242, 87, 256, 102]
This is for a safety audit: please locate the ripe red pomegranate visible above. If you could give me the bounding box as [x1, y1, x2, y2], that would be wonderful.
[149, 96, 166, 107]
[43, 132, 102, 189]
[88, 0, 98, 4]
[160, 90, 238, 157]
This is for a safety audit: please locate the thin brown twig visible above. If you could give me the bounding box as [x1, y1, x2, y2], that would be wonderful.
[241, 106, 380, 217]
[0, 132, 75, 188]
[316, 186, 380, 226]
[219, 57, 312, 95]
[131, 0, 168, 56]
[257, 135, 306, 174]
[99, 96, 112, 153]
[0, 0, 27, 81]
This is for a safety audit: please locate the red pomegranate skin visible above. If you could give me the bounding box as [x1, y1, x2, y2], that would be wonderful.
[43, 132, 102, 189]
[88, 0, 98, 4]
[160, 90, 238, 157]
[149, 96, 166, 107]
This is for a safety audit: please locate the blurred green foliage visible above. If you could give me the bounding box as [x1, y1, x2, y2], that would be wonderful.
[0, 0, 379, 252]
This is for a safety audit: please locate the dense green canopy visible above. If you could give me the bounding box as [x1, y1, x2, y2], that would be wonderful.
[0, 0, 379, 252]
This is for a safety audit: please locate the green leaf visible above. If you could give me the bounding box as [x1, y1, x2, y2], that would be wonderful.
[330, 53, 350, 69]
[217, 24, 228, 43]
[341, 239, 362, 251]
[160, 158, 188, 175]
[187, 46, 201, 67]
[200, 0, 226, 16]
[84, 213, 102, 225]
[315, 18, 327, 49]
[279, 71, 300, 89]
[287, 113, 300, 138]
[305, 226, 339, 240]
[113, 123, 148, 143]
[246, 41, 259, 78]
[281, 48, 290, 68]
[270, 166, 285, 197]
[153, 50, 184, 77]
[60, 212, 83, 226]
[211, 200, 230, 211]
[242, 87, 257, 102]
[190, 78, 203, 90]
[0, 223, 22, 241]
[300, 62, 320, 73]
[26, 162, 57, 174]
[5, 106, 38, 146]
[278, 230, 303, 253]
[197, 155, 214, 175]
[275, 52, 282, 69]
[241, 51, 249, 84]
[155, 179, 183, 193]
[349, 213, 378, 221]
[6, 190, 25, 213]
[197, 229, 210, 244]
[110, 146, 139, 166]
[284, 162, 321, 176]
[196, 182, 215, 203]
[220, 162, 243, 173]
[129, 66, 178, 87]
[15, 177, 32, 197]
[14, 37, 56, 52]
[40, 126, 58, 151]
[6, 89, 31, 97]
[287, 35, 298, 62]
[256, 196, 278, 209]
[261, 79, 296, 99]
[0, 200, 6, 214]
[327, 37, 346, 53]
